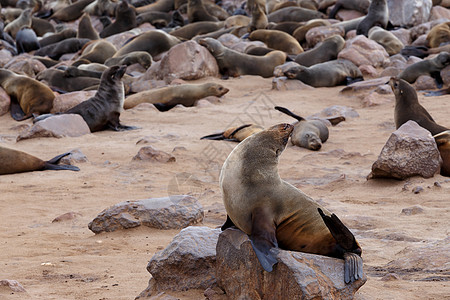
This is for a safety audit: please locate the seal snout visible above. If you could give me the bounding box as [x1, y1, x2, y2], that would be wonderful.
[309, 139, 322, 151]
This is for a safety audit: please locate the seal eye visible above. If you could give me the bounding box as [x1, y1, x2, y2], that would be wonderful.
[305, 134, 310, 138]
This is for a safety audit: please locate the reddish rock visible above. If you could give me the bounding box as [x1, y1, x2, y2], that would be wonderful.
[4, 56, 46, 77]
[272, 76, 314, 91]
[368, 120, 442, 180]
[361, 91, 393, 107]
[0, 87, 10, 116]
[390, 28, 412, 46]
[413, 75, 438, 90]
[105, 29, 141, 49]
[338, 35, 389, 67]
[0, 49, 14, 67]
[133, 146, 176, 162]
[388, 0, 432, 27]
[335, 9, 365, 21]
[441, 65, 450, 86]
[305, 26, 345, 48]
[51, 91, 97, 113]
[429, 5, 450, 20]
[359, 64, 378, 78]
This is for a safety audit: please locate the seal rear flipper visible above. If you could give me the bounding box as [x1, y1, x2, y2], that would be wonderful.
[345, 76, 364, 85]
[249, 206, 278, 272]
[326, 116, 346, 126]
[110, 123, 140, 131]
[344, 252, 363, 283]
[154, 103, 176, 111]
[318, 208, 357, 251]
[430, 71, 444, 89]
[424, 87, 449, 97]
[221, 215, 236, 230]
[274, 106, 305, 121]
[10, 101, 31, 121]
[43, 162, 80, 171]
[200, 132, 226, 140]
[400, 45, 429, 58]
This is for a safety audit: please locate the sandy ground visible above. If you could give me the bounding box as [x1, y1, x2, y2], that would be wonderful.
[0, 75, 449, 299]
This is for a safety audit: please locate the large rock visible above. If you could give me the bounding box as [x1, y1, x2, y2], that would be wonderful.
[155, 41, 219, 83]
[368, 121, 442, 180]
[338, 35, 389, 67]
[216, 228, 366, 300]
[4, 56, 47, 77]
[51, 91, 97, 113]
[0, 87, 10, 116]
[429, 5, 450, 20]
[138, 226, 220, 298]
[16, 114, 91, 141]
[272, 76, 314, 91]
[88, 195, 204, 234]
[305, 26, 345, 48]
[388, 0, 433, 27]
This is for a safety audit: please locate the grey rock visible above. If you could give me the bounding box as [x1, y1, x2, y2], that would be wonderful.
[138, 226, 220, 298]
[88, 195, 204, 234]
[338, 35, 389, 67]
[429, 5, 450, 20]
[390, 28, 412, 46]
[413, 75, 438, 90]
[311, 105, 360, 119]
[17, 114, 91, 141]
[272, 76, 314, 91]
[59, 148, 88, 165]
[384, 54, 408, 69]
[4, 56, 46, 77]
[341, 76, 392, 96]
[0, 279, 27, 292]
[412, 186, 424, 194]
[133, 146, 176, 163]
[380, 66, 402, 77]
[388, 0, 433, 27]
[441, 65, 450, 86]
[368, 121, 442, 180]
[401, 205, 425, 215]
[216, 228, 366, 300]
[0, 87, 10, 116]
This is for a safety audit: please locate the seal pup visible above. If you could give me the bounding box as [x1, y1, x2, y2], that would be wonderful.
[356, 0, 388, 37]
[35, 65, 137, 132]
[284, 59, 363, 87]
[0, 68, 55, 120]
[199, 37, 286, 78]
[38, 28, 77, 48]
[15, 26, 40, 53]
[4, 8, 32, 38]
[275, 106, 328, 150]
[434, 130, 450, 177]
[220, 123, 363, 283]
[398, 52, 450, 88]
[389, 77, 449, 136]
[201, 124, 264, 142]
[0, 147, 79, 175]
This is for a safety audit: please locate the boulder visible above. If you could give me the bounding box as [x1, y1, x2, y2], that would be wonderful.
[368, 120, 442, 180]
[0, 87, 10, 116]
[16, 114, 91, 141]
[429, 5, 450, 20]
[51, 91, 97, 113]
[305, 26, 345, 48]
[132, 146, 176, 163]
[216, 228, 366, 300]
[337, 35, 389, 67]
[272, 76, 314, 91]
[388, 0, 433, 27]
[88, 195, 204, 233]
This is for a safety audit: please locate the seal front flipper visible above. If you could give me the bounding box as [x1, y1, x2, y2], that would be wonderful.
[344, 252, 363, 283]
[249, 206, 278, 272]
[221, 215, 236, 230]
[10, 100, 30, 121]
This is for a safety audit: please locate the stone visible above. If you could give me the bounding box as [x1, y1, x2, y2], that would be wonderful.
[335, 9, 365, 21]
[311, 105, 360, 120]
[216, 228, 366, 300]
[272, 76, 314, 91]
[412, 186, 424, 194]
[0, 279, 27, 292]
[52, 211, 81, 223]
[384, 54, 407, 69]
[380, 67, 402, 77]
[337, 35, 389, 67]
[51, 91, 97, 113]
[429, 5, 450, 20]
[16, 114, 91, 141]
[0, 49, 13, 67]
[105, 29, 141, 49]
[305, 26, 345, 48]
[130, 79, 166, 94]
[390, 28, 412, 46]
[388, 0, 433, 27]
[4, 56, 47, 77]
[380, 273, 400, 281]
[414, 75, 438, 90]
[340, 77, 391, 97]
[411, 34, 428, 46]
[155, 41, 219, 83]
[441, 65, 450, 86]
[368, 120, 442, 180]
[0, 87, 10, 116]
[88, 195, 204, 234]
[359, 64, 379, 78]
[59, 148, 88, 165]
[401, 205, 425, 215]
[361, 91, 393, 107]
[132, 146, 176, 163]
[138, 226, 220, 298]
[229, 41, 266, 53]
[409, 19, 446, 41]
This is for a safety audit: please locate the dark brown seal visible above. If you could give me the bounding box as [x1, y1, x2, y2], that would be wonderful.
[0, 146, 79, 175]
[356, 0, 388, 37]
[77, 13, 100, 40]
[187, 0, 218, 23]
[220, 123, 363, 283]
[201, 124, 264, 142]
[389, 77, 449, 136]
[99, 0, 137, 38]
[294, 34, 345, 67]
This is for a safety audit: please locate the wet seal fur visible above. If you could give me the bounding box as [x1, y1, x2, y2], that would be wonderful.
[389, 77, 449, 136]
[201, 124, 264, 142]
[199, 37, 286, 78]
[35, 65, 137, 132]
[284, 59, 363, 87]
[0, 146, 79, 175]
[220, 123, 363, 283]
[275, 106, 328, 150]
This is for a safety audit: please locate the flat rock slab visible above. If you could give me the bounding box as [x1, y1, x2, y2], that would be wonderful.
[138, 226, 221, 298]
[88, 195, 204, 234]
[17, 114, 91, 141]
[216, 228, 366, 300]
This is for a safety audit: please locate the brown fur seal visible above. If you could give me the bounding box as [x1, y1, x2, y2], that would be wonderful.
[38, 28, 77, 48]
[328, 0, 370, 19]
[15, 26, 40, 53]
[199, 37, 286, 78]
[201, 124, 264, 142]
[77, 13, 100, 40]
[105, 51, 152, 68]
[35, 66, 136, 132]
[368, 26, 404, 56]
[294, 34, 345, 67]
[51, 0, 95, 22]
[35, 38, 90, 60]
[275, 106, 329, 150]
[389, 77, 449, 136]
[0, 68, 55, 120]
[427, 21, 450, 48]
[169, 21, 224, 40]
[30, 17, 55, 37]
[0, 146, 79, 175]
[398, 51, 450, 88]
[220, 123, 363, 283]
[78, 39, 117, 64]
[267, 7, 325, 23]
[268, 21, 302, 35]
[83, 0, 117, 17]
[356, 0, 388, 37]
[248, 29, 303, 55]
[292, 19, 331, 43]
[124, 82, 229, 111]
[187, 0, 218, 22]
[284, 59, 363, 87]
[113, 30, 181, 58]
[135, 0, 174, 14]
[36, 68, 101, 93]
[247, 0, 268, 32]
[434, 130, 450, 177]
[99, 0, 137, 38]
[136, 11, 172, 27]
[4, 8, 32, 39]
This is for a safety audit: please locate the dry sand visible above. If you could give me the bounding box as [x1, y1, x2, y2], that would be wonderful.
[0, 75, 449, 299]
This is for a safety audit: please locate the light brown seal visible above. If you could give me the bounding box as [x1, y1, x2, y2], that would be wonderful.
[275, 106, 329, 150]
[199, 37, 286, 78]
[220, 123, 363, 283]
[50, 0, 95, 22]
[284, 59, 363, 87]
[124, 82, 229, 111]
[247, 0, 268, 32]
[434, 130, 450, 177]
[267, 7, 325, 23]
[169, 21, 224, 40]
[368, 26, 404, 56]
[77, 39, 117, 64]
[356, 0, 388, 37]
[105, 51, 152, 68]
[389, 77, 449, 136]
[426, 21, 450, 48]
[0, 147, 79, 175]
[4, 8, 32, 38]
[248, 29, 303, 55]
[200, 124, 264, 142]
[0, 68, 55, 120]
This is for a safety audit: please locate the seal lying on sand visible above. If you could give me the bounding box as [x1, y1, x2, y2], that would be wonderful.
[220, 123, 363, 283]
